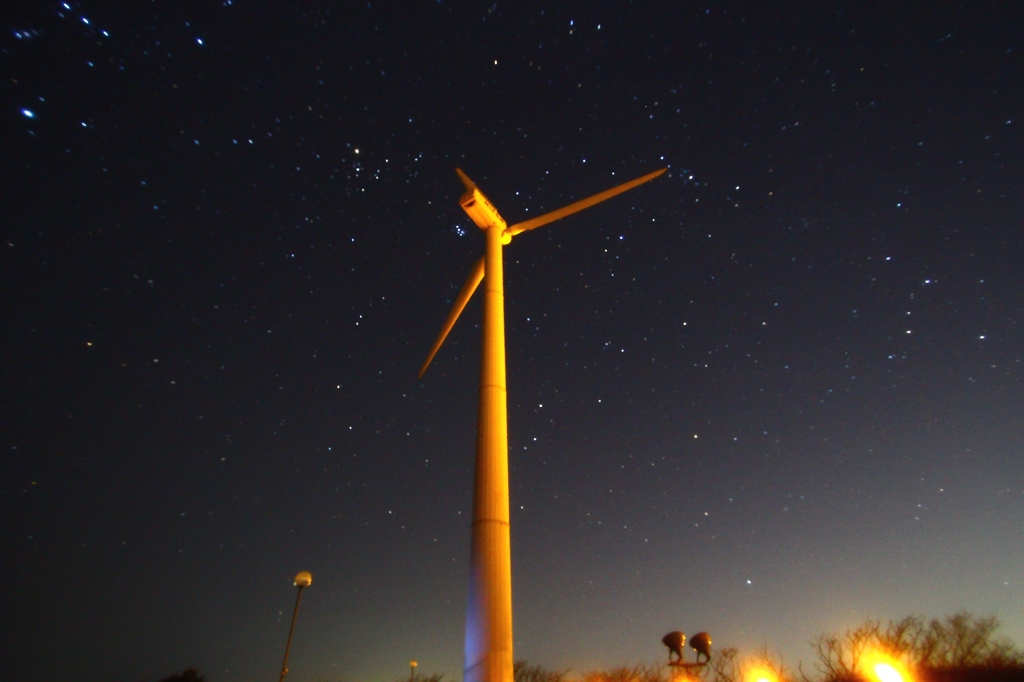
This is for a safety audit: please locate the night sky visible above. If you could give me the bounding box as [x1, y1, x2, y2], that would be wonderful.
[3, 2, 1023, 682]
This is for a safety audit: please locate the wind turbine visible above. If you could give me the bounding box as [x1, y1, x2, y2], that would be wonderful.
[419, 166, 666, 682]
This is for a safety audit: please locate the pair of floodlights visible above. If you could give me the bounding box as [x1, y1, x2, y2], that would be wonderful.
[662, 631, 712, 667]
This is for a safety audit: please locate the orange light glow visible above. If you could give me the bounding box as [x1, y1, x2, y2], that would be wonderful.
[744, 664, 777, 682]
[874, 663, 902, 682]
[857, 649, 913, 682]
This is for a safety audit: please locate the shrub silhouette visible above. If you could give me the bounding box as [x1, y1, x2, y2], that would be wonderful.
[516, 660, 571, 682]
[580, 663, 667, 682]
[158, 669, 205, 682]
[394, 673, 444, 682]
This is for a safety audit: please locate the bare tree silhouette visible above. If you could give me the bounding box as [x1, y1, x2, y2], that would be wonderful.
[805, 612, 1024, 682]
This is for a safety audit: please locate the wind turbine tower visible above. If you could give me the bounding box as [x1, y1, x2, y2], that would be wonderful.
[420, 166, 666, 682]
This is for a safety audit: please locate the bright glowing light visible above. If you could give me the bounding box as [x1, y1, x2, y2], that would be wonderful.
[858, 649, 913, 682]
[874, 663, 902, 682]
[744, 664, 777, 682]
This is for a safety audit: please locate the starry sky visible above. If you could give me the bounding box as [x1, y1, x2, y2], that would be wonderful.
[2, 2, 1023, 682]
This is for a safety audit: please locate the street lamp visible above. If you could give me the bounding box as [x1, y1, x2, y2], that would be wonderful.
[410, 660, 418, 682]
[279, 571, 313, 682]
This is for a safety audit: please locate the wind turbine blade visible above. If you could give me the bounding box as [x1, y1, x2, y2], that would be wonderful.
[418, 256, 486, 378]
[504, 168, 666, 238]
[456, 168, 476, 191]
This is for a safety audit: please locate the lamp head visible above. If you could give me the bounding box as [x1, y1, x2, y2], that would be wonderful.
[293, 571, 312, 588]
[662, 631, 685, 658]
[690, 632, 712, 660]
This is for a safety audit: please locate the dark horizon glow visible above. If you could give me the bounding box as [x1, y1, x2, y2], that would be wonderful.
[1, 3, 1022, 682]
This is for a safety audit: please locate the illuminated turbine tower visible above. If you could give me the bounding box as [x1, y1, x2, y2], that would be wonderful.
[420, 166, 665, 682]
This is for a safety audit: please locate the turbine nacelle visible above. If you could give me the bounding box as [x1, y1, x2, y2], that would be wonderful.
[457, 168, 510, 239]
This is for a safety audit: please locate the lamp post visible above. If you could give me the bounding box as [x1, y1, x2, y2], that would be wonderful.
[279, 571, 313, 682]
[410, 660, 418, 682]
